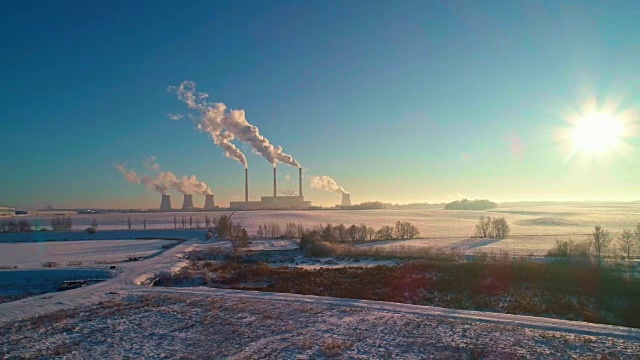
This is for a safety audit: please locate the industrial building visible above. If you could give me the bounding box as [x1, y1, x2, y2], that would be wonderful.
[229, 167, 312, 210]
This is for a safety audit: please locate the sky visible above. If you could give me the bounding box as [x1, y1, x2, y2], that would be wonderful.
[1, 0, 639, 209]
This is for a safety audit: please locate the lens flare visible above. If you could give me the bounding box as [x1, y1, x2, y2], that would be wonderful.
[571, 112, 624, 154]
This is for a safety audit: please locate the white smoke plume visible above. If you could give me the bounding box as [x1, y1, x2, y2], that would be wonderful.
[169, 81, 247, 168]
[169, 80, 300, 168]
[222, 109, 301, 167]
[309, 175, 349, 194]
[115, 163, 171, 195]
[115, 159, 213, 195]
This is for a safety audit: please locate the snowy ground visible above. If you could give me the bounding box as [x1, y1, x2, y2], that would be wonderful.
[0, 239, 175, 269]
[10, 202, 640, 255]
[2, 234, 640, 358]
[3, 291, 640, 359]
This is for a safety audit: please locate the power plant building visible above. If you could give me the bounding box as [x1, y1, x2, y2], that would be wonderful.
[229, 167, 312, 210]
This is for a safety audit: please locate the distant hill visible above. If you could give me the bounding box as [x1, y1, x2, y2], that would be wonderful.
[444, 199, 497, 210]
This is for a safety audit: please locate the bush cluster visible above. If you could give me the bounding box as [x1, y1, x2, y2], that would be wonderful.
[444, 198, 497, 210]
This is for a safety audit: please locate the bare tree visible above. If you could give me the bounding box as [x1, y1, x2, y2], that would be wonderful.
[205, 214, 211, 228]
[491, 217, 510, 239]
[18, 219, 31, 232]
[143, 218, 147, 230]
[474, 216, 492, 238]
[591, 225, 611, 265]
[366, 226, 376, 241]
[91, 218, 98, 230]
[376, 225, 395, 240]
[618, 229, 635, 260]
[394, 221, 419, 239]
[127, 217, 132, 230]
[174, 215, 177, 230]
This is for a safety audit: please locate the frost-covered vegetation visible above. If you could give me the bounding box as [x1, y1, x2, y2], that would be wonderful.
[445, 198, 497, 210]
[159, 250, 640, 328]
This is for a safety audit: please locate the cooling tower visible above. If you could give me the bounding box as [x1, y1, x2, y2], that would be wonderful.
[160, 194, 172, 211]
[203, 194, 215, 210]
[181, 194, 195, 210]
[245, 168, 249, 202]
[273, 166, 277, 197]
[299, 167, 303, 197]
[341, 193, 351, 207]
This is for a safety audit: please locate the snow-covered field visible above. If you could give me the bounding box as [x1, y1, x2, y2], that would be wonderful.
[0, 239, 175, 269]
[10, 202, 640, 255]
[1, 237, 639, 358]
[3, 291, 640, 359]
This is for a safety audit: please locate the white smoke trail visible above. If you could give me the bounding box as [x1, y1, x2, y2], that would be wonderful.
[222, 109, 301, 167]
[169, 81, 248, 168]
[170, 80, 300, 168]
[309, 175, 349, 194]
[115, 163, 171, 195]
[144, 158, 213, 195]
[116, 159, 213, 195]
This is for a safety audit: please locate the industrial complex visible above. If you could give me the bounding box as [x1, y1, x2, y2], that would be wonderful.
[156, 167, 312, 211]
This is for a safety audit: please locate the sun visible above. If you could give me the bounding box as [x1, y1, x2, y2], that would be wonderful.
[571, 112, 625, 154]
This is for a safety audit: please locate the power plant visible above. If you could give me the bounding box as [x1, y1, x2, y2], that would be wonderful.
[341, 193, 352, 207]
[160, 194, 172, 211]
[203, 194, 215, 210]
[181, 194, 195, 211]
[230, 167, 311, 210]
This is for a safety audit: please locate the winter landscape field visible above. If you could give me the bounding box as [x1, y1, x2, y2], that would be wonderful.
[2, 204, 640, 358]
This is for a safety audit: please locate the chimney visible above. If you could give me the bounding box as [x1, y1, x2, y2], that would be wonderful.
[341, 193, 351, 207]
[160, 194, 172, 211]
[298, 167, 303, 198]
[245, 168, 249, 202]
[273, 166, 277, 197]
[181, 194, 194, 210]
[203, 194, 215, 210]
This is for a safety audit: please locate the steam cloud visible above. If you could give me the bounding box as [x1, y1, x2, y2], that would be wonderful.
[115, 159, 213, 195]
[169, 80, 300, 168]
[309, 175, 349, 194]
[168, 81, 247, 168]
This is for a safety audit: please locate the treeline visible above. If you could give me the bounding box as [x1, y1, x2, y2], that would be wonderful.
[548, 224, 640, 264]
[255, 221, 419, 243]
[299, 221, 419, 256]
[444, 198, 497, 210]
[0, 215, 73, 233]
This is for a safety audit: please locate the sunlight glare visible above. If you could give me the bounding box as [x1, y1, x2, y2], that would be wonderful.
[571, 112, 624, 154]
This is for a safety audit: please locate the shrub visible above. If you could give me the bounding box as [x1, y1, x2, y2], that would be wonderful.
[85, 227, 97, 234]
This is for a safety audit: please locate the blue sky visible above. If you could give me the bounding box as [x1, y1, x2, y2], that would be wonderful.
[1, 0, 639, 209]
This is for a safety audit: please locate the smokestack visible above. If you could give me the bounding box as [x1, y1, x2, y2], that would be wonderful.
[273, 166, 277, 197]
[245, 168, 249, 202]
[203, 194, 215, 210]
[181, 194, 194, 210]
[160, 194, 172, 211]
[299, 167, 302, 198]
[341, 193, 351, 207]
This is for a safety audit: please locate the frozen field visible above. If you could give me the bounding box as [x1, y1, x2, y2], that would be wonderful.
[7, 202, 640, 256]
[0, 240, 174, 269]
